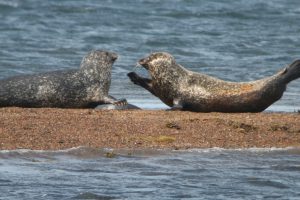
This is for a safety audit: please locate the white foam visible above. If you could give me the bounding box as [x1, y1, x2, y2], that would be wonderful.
[1, 146, 299, 155]
[174, 146, 299, 153]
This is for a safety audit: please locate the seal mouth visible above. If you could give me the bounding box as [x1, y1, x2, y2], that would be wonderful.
[111, 53, 118, 62]
[138, 58, 149, 70]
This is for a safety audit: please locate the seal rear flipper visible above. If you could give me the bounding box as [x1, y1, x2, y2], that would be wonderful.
[127, 72, 156, 96]
[280, 59, 300, 84]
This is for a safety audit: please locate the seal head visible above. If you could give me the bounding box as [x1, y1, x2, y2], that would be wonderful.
[131, 52, 190, 108]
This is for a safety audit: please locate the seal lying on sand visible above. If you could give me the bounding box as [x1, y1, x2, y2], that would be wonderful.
[0, 50, 127, 108]
[128, 52, 300, 112]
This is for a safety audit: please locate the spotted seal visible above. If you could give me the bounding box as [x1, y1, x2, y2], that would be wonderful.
[128, 52, 300, 112]
[0, 50, 127, 108]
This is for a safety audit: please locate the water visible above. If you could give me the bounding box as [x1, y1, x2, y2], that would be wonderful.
[1, 1, 300, 199]
[0, 0, 299, 111]
[0, 147, 300, 199]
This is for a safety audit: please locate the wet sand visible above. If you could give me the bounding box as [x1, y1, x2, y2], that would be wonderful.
[1, 107, 300, 150]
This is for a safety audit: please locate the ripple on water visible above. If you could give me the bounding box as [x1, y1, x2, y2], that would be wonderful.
[0, 147, 300, 199]
[0, 0, 300, 199]
[72, 192, 117, 200]
[246, 177, 290, 189]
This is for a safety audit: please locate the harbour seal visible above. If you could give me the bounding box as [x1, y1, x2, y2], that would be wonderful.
[128, 52, 300, 112]
[0, 50, 126, 108]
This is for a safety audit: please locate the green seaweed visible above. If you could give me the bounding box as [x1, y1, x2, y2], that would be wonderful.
[269, 124, 290, 132]
[227, 121, 257, 132]
[166, 122, 181, 130]
[105, 152, 116, 158]
[156, 135, 176, 143]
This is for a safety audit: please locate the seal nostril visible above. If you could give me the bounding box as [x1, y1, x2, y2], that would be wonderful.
[111, 53, 118, 61]
[113, 56, 117, 61]
[139, 58, 146, 65]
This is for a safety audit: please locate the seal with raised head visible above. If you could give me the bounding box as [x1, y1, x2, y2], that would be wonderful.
[128, 52, 300, 112]
[0, 50, 126, 108]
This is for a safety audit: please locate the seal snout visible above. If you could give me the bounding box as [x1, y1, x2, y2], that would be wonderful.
[138, 58, 147, 65]
[138, 58, 149, 69]
[110, 52, 118, 62]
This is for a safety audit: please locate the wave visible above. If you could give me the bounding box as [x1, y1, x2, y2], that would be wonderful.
[179, 146, 300, 153]
[0, 0, 19, 8]
[1, 146, 299, 159]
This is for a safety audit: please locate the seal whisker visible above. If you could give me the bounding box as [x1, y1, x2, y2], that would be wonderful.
[135, 62, 141, 68]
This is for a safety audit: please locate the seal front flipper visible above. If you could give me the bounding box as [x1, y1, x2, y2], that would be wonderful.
[127, 72, 156, 96]
[102, 95, 128, 105]
[279, 59, 300, 84]
[167, 98, 183, 111]
[94, 96, 142, 110]
[95, 96, 141, 110]
[112, 98, 128, 107]
[95, 103, 141, 110]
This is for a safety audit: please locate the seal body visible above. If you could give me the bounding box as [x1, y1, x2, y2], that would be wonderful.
[0, 50, 121, 108]
[128, 52, 300, 112]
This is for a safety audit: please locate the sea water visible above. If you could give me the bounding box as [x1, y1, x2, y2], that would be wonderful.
[1, 0, 300, 199]
[1, 147, 300, 200]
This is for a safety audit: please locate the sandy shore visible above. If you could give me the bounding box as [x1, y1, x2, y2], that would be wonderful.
[1, 107, 300, 150]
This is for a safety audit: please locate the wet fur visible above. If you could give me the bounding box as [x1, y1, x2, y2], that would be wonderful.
[128, 52, 300, 112]
[0, 50, 118, 108]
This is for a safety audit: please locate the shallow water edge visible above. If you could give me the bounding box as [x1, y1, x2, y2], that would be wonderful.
[1, 146, 300, 199]
[1, 146, 300, 159]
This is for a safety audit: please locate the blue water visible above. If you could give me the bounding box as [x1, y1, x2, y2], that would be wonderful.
[1, 147, 300, 200]
[0, 0, 299, 111]
[1, 0, 300, 199]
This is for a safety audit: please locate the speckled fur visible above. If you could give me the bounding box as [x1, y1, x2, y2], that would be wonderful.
[129, 52, 300, 112]
[0, 50, 118, 108]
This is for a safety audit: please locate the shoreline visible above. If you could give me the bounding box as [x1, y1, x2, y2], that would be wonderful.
[1, 107, 300, 150]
